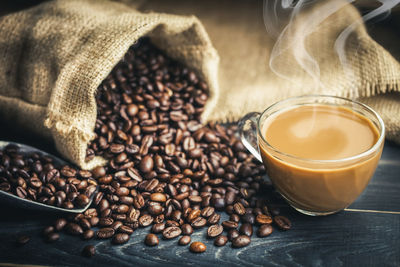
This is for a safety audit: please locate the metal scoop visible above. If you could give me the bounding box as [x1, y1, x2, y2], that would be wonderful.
[0, 141, 97, 213]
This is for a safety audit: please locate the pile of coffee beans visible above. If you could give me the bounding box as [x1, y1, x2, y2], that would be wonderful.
[0, 144, 96, 209]
[15, 38, 291, 256]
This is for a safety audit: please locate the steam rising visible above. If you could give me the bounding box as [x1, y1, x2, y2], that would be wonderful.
[263, 0, 400, 95]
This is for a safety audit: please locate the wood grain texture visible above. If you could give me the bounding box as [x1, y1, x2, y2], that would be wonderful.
[0, 142, 399, 267]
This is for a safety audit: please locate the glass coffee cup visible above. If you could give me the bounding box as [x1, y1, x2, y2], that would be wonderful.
[238, 95, 385, 216]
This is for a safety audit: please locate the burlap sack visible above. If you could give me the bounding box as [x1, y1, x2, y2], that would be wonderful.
[0, 0, 219, 169]
[137, 0, 400, 142]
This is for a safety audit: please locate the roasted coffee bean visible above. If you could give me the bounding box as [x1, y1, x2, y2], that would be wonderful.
[274, 216, 291, 230]
[112, 233, 130, 245]
[228, 229, 240, 241]
[229, 214, 240, 223]
[221, 220, 238, 230]
[43, 226, 55, 236]
[99, 217, 114, 227]
[181, 224, 193, 235]
[46, 232, 60, 243]
[207, 224, 223, 238]
[178, 235, 191, 246]
[148, 204, 164, 216]
[119, 225, 134, 235]
[138, 214, 154, 227]
[82, 230, 95, 240]
[65, 223, 83, 236]
[151, 223, 166, 234]
[92, 166, 106, 179]
[110, 144, 125, 154]
[257, 224, 274, 237]
[211, 198, 225, 211]
[191, 217, 207, 229]
[213, 235, 228, 248]
[232, 235, 251, 248]
[256, 214, 273, 225]
[187, 209, 201, 222]
[16, 235, 30, 246]
[233, 202, 246, 216]
[140, 155, 154, 173]
[241, 213, 255, 224]
[150, 192, 167, 202]
[190, 241, 206, 253]
[16, 187, 27, 199]
[207, 213, 220, 225]
[82, 245, 96, 257]
[144, 233, 159, 246]
[97, 227, 115, 239]
[162, 226, 182, 239]
[239, 223, 253, 237]
[76, 194, 90, 207]
[201, 206, 214, 218]
[80, 218, 92, 230]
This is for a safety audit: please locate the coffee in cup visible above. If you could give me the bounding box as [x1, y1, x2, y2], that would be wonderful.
[239, 95, 385, 216]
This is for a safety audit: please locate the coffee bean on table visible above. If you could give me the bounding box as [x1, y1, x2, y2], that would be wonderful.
[207, 213, 220, 225]
[229, 214, 240, 223]
[139, 214, 154, 227]
[46, 232, 60, 243]
[43, 226, 55, 236]
[144, 234, 159, 246]
[181, 224, 193, 235]
[151, 223, 165, 234]
[16, 235, 30, 246]
[239, 223, 253, 237]
[112, 233, 130, 244]
[54, 218, 68, 231]
[228, 229, 240, 241]
[191, 217, 207, 229]
[241, 213, 255, 225]
[221, 220, 238, 230]
[178, 235, 191, 246]
[190, 242, 206, 253]
[233, 202, 246, 216]
[232, 235, 251, 248]
[207, 224, 223, 238]
[97, 227, 115, 239]
[162, 226, 182, 239]
[118, 225, 134, 235]
[257, 224, 274, 237]
[82, 245, 96, 257]
[256, 214, 273, 225]
[214, 235, 228, 247]
[274, 216, 291, 230]
[82, 230, 95, 240]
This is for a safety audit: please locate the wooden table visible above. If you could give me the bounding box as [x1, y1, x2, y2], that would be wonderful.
[0, 120, 399, 266]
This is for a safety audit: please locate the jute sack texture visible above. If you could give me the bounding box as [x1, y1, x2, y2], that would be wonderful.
[0, 0, 219, 169]
[138, 0, 400, 143]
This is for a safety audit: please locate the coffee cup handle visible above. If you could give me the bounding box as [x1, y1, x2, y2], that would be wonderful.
[238, 112, 262, 162]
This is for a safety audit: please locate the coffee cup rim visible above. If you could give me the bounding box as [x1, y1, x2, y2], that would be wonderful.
[257, 95, 386, 164]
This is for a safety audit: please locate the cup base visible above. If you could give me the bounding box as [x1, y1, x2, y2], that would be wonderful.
[291, 206, 341, 216]
[279, 192, 343, 216]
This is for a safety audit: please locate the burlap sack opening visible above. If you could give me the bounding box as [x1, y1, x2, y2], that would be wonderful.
[0, 0, 219, 169]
